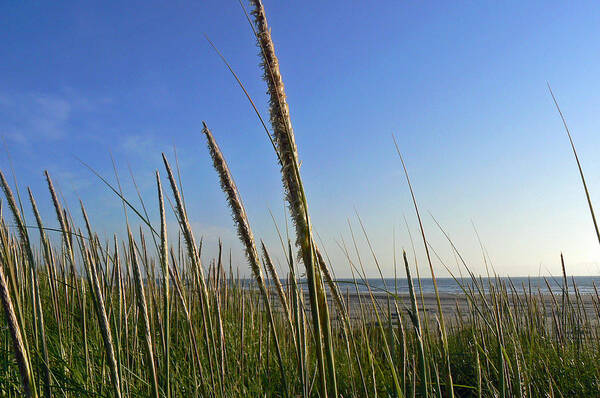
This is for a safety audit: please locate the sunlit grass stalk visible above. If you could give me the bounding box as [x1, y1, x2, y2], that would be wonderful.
[261, 241, 294, 333]
[161, 153, 219, 392]
[80, 204, 122, 398]
[202, 122, 288, 392]
[316, 248, 366, 396]
[0, 173, 30, 330]
[0, 243, 36, 397]
[0, 173, 50, 398]
[215, 242, 227, 385]
[21, 195, 52, 395]
[249, 1, 336, 394]
[128, 228, 159, 398]
[345, 221, 403, 397]
[286, 240, 309, 397]
[44, 170, 82, 334]
[155, 170, 171, 398]
[169, 252, 206, 396]
[402, 251, 428, 397]
[393, 138, 454, 396]
[28, 187, 61, 324]
[548, 85, 600, 246]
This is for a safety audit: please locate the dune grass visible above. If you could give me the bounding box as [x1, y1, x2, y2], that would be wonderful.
[2, 1, 600, 397]
[2, 179, 600, 397]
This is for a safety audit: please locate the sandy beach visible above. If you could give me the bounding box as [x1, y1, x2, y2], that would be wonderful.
[296, 290, 600, 325]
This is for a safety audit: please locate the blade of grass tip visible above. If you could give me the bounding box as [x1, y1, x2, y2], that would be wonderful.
[427, 213, 502, 333]
[76, 157, 159, 238]
[267, 208, 294, 274]
[110, 152, 130, 226]
[202, 123, 288, 393]
[403, 214, 431, 337]
[203, 34, 279, 161]
[392, 135, 454, 397]
[548, 84, 600, 246]
[172, 147, 189, 218]
[2, 139, 28, 230]
[128, 163, 161, 258]
[44, 171, 80, 282]
[471, 221, 492, 280]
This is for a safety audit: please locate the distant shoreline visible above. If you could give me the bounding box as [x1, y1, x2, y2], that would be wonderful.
[261, 289, 599, 323]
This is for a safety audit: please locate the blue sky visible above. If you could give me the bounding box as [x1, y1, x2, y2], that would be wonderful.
[2, 1, 600, 277]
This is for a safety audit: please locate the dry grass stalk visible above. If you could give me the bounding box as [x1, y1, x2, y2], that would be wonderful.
[548, 85, 600, 246]
[128, 229, 159, 398]
[0, 172, 33, 265]
[0, 255, 35, 397]
[44, 171, 82, 319]
[80, 204, 122, 398]
[202, 122, 288, 390]
[0, 172, 50, 397]
[249, 1, 336, 394]
[403, 251, 427, 397]
[156, 170, 170, 398]
[393, 137, 454, 396]
[44, 171, 75, 266]
[169, 253, 206, 395]
[161, 153, 219, 389]
[261, 241, 294, 332]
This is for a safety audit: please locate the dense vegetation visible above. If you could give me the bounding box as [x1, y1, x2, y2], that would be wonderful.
[1, 1, 600, 396]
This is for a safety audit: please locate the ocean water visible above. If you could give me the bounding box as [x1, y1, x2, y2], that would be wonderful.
[310, 276, 600, 295]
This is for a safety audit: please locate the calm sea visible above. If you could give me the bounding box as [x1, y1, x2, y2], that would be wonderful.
[287, 276, 600, 295]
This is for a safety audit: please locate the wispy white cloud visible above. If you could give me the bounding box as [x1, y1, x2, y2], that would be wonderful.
[0, 92, 73, 143]
[0, 91, 111, 145]
[119, 134, 167, 157]
[53, 168, 94, 196]
[30, 95, 72, 139]
[1, 130, 28, 145]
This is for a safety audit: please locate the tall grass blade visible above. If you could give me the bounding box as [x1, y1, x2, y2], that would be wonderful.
[249, 1, 336, 394]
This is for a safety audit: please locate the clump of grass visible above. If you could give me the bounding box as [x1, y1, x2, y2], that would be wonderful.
[0, 171, 38, 397]
[0, 238, 35, 397]
[0, 165, 598, 397]
[80, 203, 122, 398]
[128, 227, 159, 398]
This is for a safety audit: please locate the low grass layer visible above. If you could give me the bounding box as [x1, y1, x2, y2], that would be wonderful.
[1, 216, 600, 397]
[2, 1, 600, 397]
